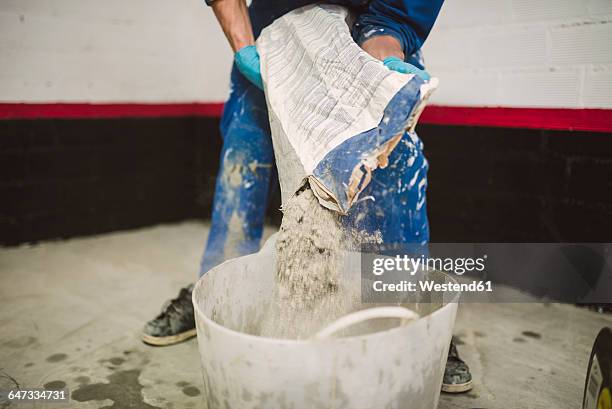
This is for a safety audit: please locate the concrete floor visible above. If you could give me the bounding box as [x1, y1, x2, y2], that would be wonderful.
[1, 222, 610, 409]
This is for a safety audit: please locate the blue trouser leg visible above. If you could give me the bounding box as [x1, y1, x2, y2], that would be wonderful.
[199, 66, 274, 276]
[343, 130, 430, 245]
[341, 49, 430, 244]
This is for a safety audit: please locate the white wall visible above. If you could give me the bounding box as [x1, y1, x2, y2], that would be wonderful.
[423, 0, 612, 108]
[0, 0, 233, 103]
[1, 0, 611, 109]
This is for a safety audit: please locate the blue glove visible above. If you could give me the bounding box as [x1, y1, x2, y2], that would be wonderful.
[235, 45, 264, 90]
[383, 56, 431, 81]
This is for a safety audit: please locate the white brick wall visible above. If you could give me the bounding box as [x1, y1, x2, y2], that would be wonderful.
[423, 0, 612, 108]
[1, 0, 610, 108]
[0, 0, 233, 103]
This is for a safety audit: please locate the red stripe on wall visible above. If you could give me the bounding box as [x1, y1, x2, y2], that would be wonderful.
[1, 103, 611, 132]
[0, 102, 224, 120]
[419, 106, 612, 133]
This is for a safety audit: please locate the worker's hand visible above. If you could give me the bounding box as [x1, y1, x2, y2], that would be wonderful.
[235, 45, 264, 90]
[383, 56, 431, 81]
[360, 35, 430, 81]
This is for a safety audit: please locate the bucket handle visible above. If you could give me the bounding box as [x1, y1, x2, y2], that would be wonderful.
[313, 306, 419, 339]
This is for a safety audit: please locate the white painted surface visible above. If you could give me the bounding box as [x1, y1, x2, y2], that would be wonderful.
[0, 0, 233, 103]
[1, 0, 611, 109]
[424, 0, 612, 108]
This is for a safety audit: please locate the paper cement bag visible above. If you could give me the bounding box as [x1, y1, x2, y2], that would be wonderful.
[257, 4, 438, 214]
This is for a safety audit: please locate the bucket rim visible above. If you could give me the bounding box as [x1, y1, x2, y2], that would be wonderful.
[192, 252, 460, 344]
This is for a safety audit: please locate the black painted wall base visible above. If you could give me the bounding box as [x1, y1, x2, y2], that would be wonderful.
[0, 117, 226, 245]
[1, 118, 611, 245]
[423, 126, 612, 242]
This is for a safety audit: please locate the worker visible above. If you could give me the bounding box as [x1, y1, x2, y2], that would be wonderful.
[142, 0, 473, 393]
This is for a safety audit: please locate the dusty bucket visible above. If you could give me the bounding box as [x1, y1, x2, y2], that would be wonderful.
[193, 235, 460, 409]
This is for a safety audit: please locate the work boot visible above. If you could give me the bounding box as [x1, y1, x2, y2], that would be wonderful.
[142, 284, 196, 346]
[441, 337, 473, 393]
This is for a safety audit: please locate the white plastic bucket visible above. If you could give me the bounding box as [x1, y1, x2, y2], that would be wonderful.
[193, 235, 460, 409]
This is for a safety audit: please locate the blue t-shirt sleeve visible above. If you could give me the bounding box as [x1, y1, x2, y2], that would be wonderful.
[353, 0, 444, 59]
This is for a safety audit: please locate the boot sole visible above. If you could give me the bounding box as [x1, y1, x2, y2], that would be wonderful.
[441, 379, 473, 393]
[141, 328, 197, 346]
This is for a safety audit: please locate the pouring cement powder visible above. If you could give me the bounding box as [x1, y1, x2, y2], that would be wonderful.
[262, 185, 380, 339]
[275, 187, 343, 306]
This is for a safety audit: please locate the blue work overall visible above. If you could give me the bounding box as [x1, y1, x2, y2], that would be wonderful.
[199, 7, 431, 277]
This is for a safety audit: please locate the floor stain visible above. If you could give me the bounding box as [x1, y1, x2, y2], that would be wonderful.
[72, 369, 161, 409]
[513, 337, 526, 343]
[0, 371, 19, 389]
[44, 380, 66, 390]
[176, 381, 189, 387]
[46, 353, 68, 363]
[108, 357, 125, 366]
[0, 370, 20, 408]
[3, 336, 37, 349]
[182, 386, 201, 397]
[74, 376, 90, 384]
[521, 330, 541, 339]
